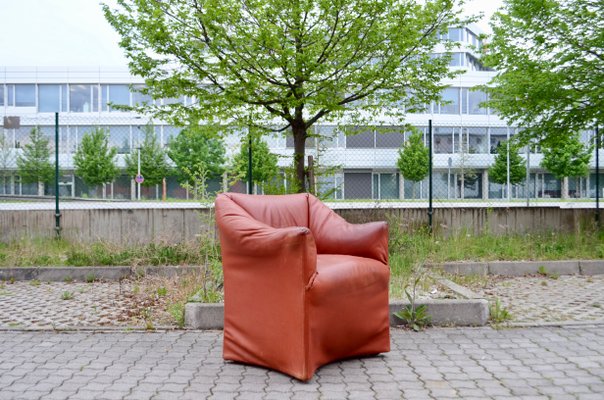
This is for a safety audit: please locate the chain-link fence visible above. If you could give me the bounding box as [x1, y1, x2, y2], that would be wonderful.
[0, 114, 602, 205]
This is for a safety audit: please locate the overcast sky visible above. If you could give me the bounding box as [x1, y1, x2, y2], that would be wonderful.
[0, 0, 504, 68]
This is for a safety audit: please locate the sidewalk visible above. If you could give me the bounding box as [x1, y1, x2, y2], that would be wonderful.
[1, 326, 603, 399]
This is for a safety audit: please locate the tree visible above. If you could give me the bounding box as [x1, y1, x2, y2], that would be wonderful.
[397, 131, 429, 198]
[73, 127, 119, 198]
[167, 125, 226, 198]
[541, 132, 591, 198]
[125, 124, 170, 187]
[16, 127, 54, 196]
[489, 140, 526, 186]
[231, 133, 280, 193]
[482, 0, 604, 146]
[103, 0, 465, 192]
[0, 132, 15, 194]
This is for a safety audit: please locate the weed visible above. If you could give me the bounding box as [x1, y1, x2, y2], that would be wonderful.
[157, 286, 167, 297]
[393, 266, 431, 332]
[85, 273, 97, 283]
[168, 303, 185, 328]
[9, 277, 15, 284]
[541, 281, 548, 286]
[63, 276, 73, 284]
[30, 280, 41, 287]
[489, 298, 512, 325]
[61, 291, 74, 300]
[537, 266, 559, 280]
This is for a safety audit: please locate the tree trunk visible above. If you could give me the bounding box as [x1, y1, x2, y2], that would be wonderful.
[291, 121, 307, 193]
[561, 177, 569, 199]
[38, 181, 44, 196]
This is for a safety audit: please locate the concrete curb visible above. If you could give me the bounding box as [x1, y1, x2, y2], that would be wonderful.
[429, 260, 604, 276]
[0, 266, 202, 282]
[185, 298, 490, 329]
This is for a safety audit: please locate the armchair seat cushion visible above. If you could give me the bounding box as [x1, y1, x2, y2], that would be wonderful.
[312, 254, 389, 300]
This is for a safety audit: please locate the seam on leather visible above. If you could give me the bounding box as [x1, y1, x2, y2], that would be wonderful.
[305, 271, 318, 291]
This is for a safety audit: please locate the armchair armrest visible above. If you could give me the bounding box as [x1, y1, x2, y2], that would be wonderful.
[215, 194, 317, 374]
[309, 196, 388, 264]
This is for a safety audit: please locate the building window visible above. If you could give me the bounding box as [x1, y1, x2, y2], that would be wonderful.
[102, 84, 130, 111]
[466, 127, 488, 153]
[38, 84, 67, 112]
[344, 172, 372, 199]
[489, 128, 508, 154]
[15, 85, 35, 107]
[70, 84, 98, 112]
[373, 172, 399, 200]
[449, 53, 464, 67]
[438, 88, 460, 114]
[434, 127, 455, 154]
[346, 128, 374, 148]
[375, 127, 405, 148]
[132, 85, 153, 106]
[467, 89, 488, 115]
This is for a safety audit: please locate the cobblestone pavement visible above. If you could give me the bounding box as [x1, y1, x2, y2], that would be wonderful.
[473, 275, 604, 325]
[0, 281, 173, 330]
[0, 325, 603, 400]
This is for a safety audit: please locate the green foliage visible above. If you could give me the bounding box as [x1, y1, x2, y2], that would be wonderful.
[103, 0, 466, 191]
[16, 127, 54, 185]
[157, 286, 168, 297]
[73, 127, 119, 187]
[540, 133, 591, 179]
[488, 140, 526, 185]
[397, 131, 429, 183]
[125, 124, 170, 186]
[393, 271, 431, 331]
[61, 291, 74, 300]
[489, 298, 512, 325]
[231, 133, 279, 189]
[482, 0, 604, 145]
[167, 125, 226, 187]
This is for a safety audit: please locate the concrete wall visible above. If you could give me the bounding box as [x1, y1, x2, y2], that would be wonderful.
[1, 206, 602, 244]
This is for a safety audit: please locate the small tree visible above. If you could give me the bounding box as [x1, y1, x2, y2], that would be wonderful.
[167, 125, 226, 199]
[125, 124, 170, 188]
[541, 132, 591, 198]
[0, 132, 15, 194]
[489, 140, 526, 193]
[16, 127, 54, 196]
[231, 134, 279, 193]
[73, 127, 119, 198]
[397, 132, 429, 199]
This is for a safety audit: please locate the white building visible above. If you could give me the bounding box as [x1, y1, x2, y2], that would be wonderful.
[1, 26, 602, 201]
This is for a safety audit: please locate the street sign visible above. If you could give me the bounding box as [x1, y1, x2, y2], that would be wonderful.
[135, 174, 144, 184]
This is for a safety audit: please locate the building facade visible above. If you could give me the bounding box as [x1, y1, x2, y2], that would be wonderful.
[1, 26, 602, 201]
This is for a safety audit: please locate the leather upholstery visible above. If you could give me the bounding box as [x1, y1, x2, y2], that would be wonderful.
[215, 193, 390, 381]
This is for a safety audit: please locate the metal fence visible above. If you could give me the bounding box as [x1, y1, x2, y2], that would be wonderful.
[0, 113, 602, 213]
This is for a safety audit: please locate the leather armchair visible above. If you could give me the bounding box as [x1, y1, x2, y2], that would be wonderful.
[215, 193, 390, 381]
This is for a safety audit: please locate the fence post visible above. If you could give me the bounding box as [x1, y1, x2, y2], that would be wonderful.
[596, 126, 600, 228]
[54, 112, 61, 238]
[428, 119, 433, 232]
[247, 131, 253, 195]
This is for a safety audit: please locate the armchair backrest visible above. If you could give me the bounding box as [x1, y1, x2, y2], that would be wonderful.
[216, 193, 388, 264]
[219, 193, 309, 229]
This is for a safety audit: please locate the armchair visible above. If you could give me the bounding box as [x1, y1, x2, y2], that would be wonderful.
[215, 193, 390, 381]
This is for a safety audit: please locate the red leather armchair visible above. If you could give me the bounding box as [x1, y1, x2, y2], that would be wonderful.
[215, 193, 390, 381]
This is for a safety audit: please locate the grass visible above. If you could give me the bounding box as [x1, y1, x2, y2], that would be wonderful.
[0, 238, 209, 267]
